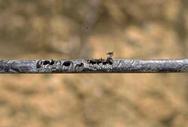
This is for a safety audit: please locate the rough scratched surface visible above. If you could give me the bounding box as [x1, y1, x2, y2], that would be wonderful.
[1, 59, 188, 73]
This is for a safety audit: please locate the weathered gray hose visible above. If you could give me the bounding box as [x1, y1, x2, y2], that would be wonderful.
[0, 59, 188, 73]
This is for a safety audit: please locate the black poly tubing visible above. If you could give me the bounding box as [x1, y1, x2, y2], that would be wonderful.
[0, 59, 188, 73]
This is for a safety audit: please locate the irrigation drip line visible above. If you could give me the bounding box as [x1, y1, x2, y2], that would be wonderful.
[0, 58, 188, 73]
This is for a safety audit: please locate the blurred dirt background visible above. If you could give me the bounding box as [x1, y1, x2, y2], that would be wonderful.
[0, 0, 188, 127]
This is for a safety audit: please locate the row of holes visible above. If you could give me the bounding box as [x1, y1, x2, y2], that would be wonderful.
[87, 58, 113, 65]
[37, 59, 113, 68]
[37, 60, 75, 68]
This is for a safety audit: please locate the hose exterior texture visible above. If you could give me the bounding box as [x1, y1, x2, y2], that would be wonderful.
[0, 59, 188, 73]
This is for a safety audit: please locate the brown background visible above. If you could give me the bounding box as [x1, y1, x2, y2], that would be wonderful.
[0, 0, 188, 127]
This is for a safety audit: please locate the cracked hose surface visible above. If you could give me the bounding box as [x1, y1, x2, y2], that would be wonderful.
[0, 59, 188, 73]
